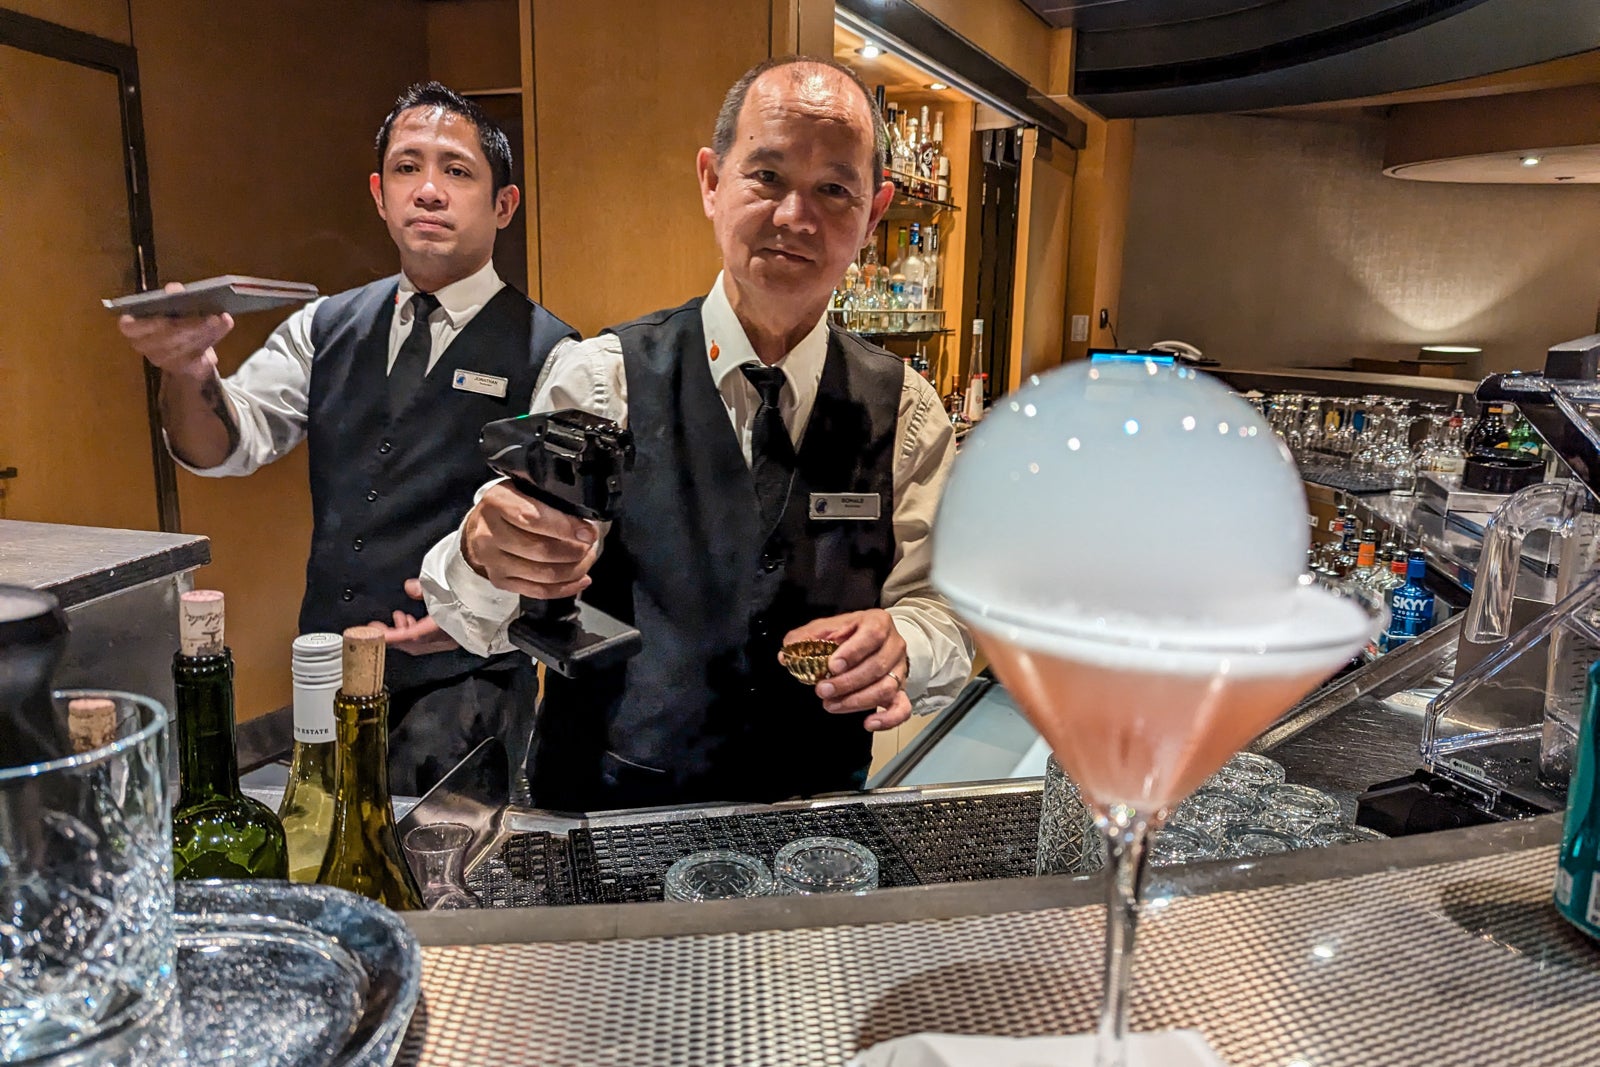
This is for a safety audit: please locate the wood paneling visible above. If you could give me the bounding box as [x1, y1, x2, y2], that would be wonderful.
[1064, 114, 1133, 361]
[531, 0, 772, 334]
[907, 0, 1053, 92]
[6, 0, 130, 43]
[0, 46, 156, 530]
[131, 0, 430, 719]
[427, 0, 520, 92]
[1006, 129, 1076, 391]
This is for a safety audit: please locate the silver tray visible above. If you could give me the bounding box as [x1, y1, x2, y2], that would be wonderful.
[45, 880, 421, 1066]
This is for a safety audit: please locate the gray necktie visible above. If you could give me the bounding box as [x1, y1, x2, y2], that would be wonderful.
[740, 363, 796, 533]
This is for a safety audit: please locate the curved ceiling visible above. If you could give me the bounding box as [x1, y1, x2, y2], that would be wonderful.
[1062, 0, 1600, 118]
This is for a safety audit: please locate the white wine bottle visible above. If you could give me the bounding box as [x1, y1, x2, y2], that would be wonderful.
[316, 626, 422, 910]
[278, 632, 342, 882]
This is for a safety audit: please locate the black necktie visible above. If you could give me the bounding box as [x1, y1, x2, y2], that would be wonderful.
[740, 363, 796, 533]
[387, 291, 441, 414]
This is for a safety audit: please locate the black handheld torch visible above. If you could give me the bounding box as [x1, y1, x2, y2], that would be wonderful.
[479, 410, 641, 676]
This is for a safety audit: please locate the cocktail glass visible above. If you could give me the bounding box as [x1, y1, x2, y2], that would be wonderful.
[932, 358, 1381, 1066]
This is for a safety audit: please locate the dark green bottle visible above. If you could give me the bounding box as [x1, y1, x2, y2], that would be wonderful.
[316, 626, 422, 910]
[1556, 659, 1600, 937]
[171, 590, 288, 880]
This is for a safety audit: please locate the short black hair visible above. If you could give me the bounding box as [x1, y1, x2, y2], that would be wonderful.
[375, 82, 514, 194]
[712, 56, 889, 178]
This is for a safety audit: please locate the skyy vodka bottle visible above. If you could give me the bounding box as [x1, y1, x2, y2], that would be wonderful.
[1380, 551, 1435, 652]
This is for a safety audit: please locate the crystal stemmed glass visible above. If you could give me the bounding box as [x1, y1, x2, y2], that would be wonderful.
[932, 359, 1382, 1066]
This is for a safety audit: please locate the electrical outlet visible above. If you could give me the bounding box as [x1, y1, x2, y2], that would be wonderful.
[1070, 314, 1089, 342]
[1098, 308, 1110, 329]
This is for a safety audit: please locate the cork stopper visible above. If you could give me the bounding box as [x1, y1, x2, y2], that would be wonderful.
[341, 625, 387, 698]
[67, 697, 118, 754]
[179, 590, 226, 657]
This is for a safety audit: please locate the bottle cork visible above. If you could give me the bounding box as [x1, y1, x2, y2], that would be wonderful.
[341, 625, 387, 698]
[179, 589, 226, 657]
[67, 697, 118, 754]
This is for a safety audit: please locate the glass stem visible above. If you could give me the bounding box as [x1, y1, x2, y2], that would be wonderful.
[1095, 803, 1150, 1067]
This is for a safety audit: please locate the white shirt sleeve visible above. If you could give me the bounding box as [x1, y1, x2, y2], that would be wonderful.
[167, 298, 325, 477]
[883, 369, 975, 715]
[420, 334, 625, 655]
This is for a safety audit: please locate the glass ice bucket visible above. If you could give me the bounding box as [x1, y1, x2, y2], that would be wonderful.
[0, 690, 175, 1061]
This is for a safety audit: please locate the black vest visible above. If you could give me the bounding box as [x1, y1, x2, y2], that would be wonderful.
[533, 299, 902, 810]
[304, 276, 578, 691]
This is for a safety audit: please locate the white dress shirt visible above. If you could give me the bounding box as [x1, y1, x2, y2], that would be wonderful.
[172, 260, 580, 476]
[420, 273, 974, 714]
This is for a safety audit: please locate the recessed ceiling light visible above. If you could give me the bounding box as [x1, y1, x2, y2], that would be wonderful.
[857, 43, 882, 59]
[928, 82, 948, 91]
[1521, 155, 1542, 167]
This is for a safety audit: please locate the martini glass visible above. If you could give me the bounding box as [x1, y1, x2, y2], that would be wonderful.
[932, 358, 1382, 1066]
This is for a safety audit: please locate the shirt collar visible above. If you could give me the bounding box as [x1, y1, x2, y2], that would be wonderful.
[700, 271, 830, 397]
[396, 259, 501, 327]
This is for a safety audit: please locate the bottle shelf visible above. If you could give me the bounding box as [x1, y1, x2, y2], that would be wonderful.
[883, 181, 958, 213]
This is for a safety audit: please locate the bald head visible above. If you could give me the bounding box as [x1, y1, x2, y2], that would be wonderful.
[712, 57, 888, 177]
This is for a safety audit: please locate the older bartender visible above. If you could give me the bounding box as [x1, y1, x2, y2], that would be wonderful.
[118, 83, 578, 795]
[421, 56, 972, 811]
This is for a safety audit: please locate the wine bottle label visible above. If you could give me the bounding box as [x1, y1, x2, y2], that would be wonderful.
[293, 682, 336, 743]
[1557, 865, 1574, 907]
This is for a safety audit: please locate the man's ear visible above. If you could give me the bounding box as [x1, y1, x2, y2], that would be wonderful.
[696, 147, 722, 220]
[495, 184, 522, 229]
[369, 173, 387, 220]
[865, 179, 895, 233]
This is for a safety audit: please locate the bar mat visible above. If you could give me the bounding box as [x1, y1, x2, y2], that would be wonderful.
[569, 803, 923, 904]
[1299, 465, 1406, 494]
[467, 831, 576, 908]
[870, 791, 1041, 883]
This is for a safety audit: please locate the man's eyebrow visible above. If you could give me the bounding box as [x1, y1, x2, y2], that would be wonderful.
[742, 147, 864, 183]
[745, 146, 786, 166]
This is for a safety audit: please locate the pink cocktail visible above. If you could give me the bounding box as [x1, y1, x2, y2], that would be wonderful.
[933, 358, 1382, 1066]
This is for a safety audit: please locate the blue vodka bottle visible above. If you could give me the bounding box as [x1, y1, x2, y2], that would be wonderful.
[1381, 551, 1435, 652]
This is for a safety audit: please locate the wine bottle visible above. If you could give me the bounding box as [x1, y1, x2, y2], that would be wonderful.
[171, 590, 289, 880]
[279, 632, 342, 883]
[316, 626, 423, 910]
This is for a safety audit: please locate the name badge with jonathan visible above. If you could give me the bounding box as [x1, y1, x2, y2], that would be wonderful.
[452, 369, 509, 398]
[809, 493, 881, 521]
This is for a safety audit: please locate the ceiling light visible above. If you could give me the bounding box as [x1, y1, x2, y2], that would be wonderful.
[928, 82, 948, 91]
[1521, 155, 1542, 167]
[857, 43, 882, 59]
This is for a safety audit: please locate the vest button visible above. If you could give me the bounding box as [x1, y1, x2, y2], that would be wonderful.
[366, 489, 379, 502]
[378, 440, 392, 455]
[760, 553, 782, 573]
[341, 587, 354, 601]
[352, 538, 363, 552]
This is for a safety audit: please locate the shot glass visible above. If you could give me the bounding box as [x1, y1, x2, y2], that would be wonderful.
[1222, 823, 1304, 858]
[0, 691, 174, 1062]
[663, 850, 775, 901]
[1149, 824, 1223, 867]
[1168, 787, 1264, 835]
[402, 822, 480, 910]
[1206, 752, 1287, 792]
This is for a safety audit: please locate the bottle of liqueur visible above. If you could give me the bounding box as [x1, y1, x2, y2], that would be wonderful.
[317, 626, 423, 910]
[1352, 530, 1379, 588]
[1465, 402, 1511, 457]
[917, 105, 937, 197]
[1556, 659, 1600, 938]
[171, 590, 289, 880]
[1380, 551, 1436, 652]
[279, 632, 342, 883]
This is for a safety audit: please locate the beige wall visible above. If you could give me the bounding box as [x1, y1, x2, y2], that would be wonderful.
[132, 0, 430, 719]
[1117, 113, 1600, 375]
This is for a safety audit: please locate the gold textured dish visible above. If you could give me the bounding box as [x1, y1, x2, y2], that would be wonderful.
[779, 640, 839, 685]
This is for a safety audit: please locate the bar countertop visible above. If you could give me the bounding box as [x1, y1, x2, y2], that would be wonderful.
[0, 518, 209, 607]
[395, 816, 1587, 1067]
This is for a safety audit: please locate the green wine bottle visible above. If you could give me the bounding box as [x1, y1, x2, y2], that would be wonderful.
[279, 633, 342, 882]
[316, 626, 422, 910]
[171, 590, 289, 880]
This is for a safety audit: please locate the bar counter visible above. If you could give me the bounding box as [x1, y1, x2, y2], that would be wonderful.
[394, 816, 1579, 1066]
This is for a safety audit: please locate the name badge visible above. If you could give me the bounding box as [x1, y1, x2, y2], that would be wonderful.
[809, 493, 881, 521]
[452, 369, 509, 398]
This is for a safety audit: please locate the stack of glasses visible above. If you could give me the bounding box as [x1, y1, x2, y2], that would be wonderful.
[1038, 752, 1386, 875]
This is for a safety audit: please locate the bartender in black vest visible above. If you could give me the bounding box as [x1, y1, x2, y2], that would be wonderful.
[118, 83, 579, 795]
[420, 58, 973, 811]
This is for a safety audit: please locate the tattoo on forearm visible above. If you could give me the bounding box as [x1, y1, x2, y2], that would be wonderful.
[200, 377, 241, 457]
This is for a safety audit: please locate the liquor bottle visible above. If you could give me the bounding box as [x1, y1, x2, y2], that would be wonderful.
[931, 111, 948, 201]
[171, 590, 289, 880]
[903, 223, 927, 312]
[1507, 410, 1542, 456]
[923, 224, 940, 310]
[1556, 659, 1600, 938]
[1465, 403, 1511, 457]
[902, 116, 920, 192]
[917, 105, 937, 197]
[1382, 552, 1408, 595]
[279, 632, 342, 883]
[317, 626, 423, 910]
[1380, 551, 1436, 652]
[965, 320, 986, 424]
[1352, 531, 1379, 588]
[1333, 520, 1358, 579]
